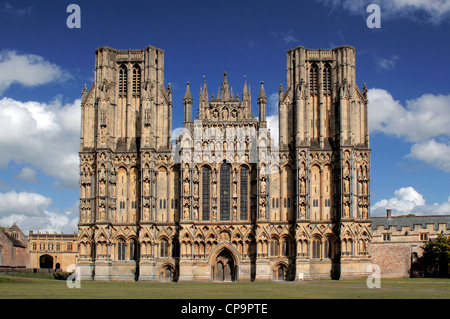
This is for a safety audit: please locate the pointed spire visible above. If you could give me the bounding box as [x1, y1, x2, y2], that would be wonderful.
[202, 75, 208, 97]
[184, 81, 193, 102]
[243, 75, 248, 95]
[258, 81, 267, 100]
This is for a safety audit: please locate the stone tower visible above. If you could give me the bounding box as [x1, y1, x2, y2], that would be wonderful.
[279, 45, 371, 278]
[78, 46, 174, 280]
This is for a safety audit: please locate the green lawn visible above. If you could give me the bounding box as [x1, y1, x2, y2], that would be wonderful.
[0, 275, 449, 299]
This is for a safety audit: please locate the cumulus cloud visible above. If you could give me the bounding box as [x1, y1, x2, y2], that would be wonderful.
[368, 88, 450, 171]
[0, 97, 81, 188]
[371, 186, 450, 216]
[0, 191, 52, 217]
[0, 50, 70, 95]
[16, 166, 39, 183]
[318, 0, 450, 24]
[0, 190, 78, 233]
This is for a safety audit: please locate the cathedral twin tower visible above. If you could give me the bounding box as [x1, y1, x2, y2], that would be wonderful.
[77, 44, 371, 282]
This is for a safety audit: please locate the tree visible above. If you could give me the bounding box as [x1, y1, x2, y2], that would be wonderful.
[420, 232, 450, 277]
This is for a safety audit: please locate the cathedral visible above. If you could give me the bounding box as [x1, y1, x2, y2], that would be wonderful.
[77, 44, 372, 282]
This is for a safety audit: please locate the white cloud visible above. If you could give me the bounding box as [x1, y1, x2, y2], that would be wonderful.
[368, 88, 450, 171]
[0, 50, 70, 95]
[408, 139, 450, 172]
[375, 55, 399, 71]
[16, 167, 39, 183]
[270, 30, 299, 44]
[0, 191, 52, 217]
[0, 97, 81, 188]
[0, 190, 78, 233]
[371, 186, 450, 216]
[318, 0, 450, 24]
[3, 3, 33, 16]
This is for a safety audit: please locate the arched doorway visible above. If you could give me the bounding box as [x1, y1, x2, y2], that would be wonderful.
[39, 254, 53, 269]
[159, 264, 176, 282]
[212, 248, 236, 282]
[273, 263, 288, 281]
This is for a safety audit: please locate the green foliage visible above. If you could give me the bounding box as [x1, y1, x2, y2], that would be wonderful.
[421, 232, 450, 277]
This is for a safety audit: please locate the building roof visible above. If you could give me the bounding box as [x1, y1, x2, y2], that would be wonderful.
[371, 215, 450, 231]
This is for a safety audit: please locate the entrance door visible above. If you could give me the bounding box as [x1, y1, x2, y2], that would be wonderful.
[213, 249, 236, 282]
[39, 255, 53, 269]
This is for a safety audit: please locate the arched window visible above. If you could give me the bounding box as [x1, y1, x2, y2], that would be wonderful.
[160, 238, 169, 257]
[202, 167, 211, 221]
[220, 163, 231, 221]
[312, 238, 321, 259]
[324, 238, 332, 258]
[117, 239, 126, 261]
[129, 239, 137, 261]
[118, 65, 127, 95]
[240, 166, 249, 220]
[132, 64, 141, 94]
[270, 237, 279, 256]
[323, 63, 331, 95]
[310, 63, 318, 95]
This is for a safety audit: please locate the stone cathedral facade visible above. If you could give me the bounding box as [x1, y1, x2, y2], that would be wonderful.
[77, 44, 372, 282]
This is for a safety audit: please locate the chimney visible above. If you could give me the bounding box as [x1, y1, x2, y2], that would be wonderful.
[387, 209, 391, 219]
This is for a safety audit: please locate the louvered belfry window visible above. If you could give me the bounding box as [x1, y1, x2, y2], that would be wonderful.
[310, 63, 318, 95]
[132, 64, 141, 94]
[118, 65, 127, 95]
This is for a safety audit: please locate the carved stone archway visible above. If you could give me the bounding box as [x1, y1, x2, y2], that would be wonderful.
[211, 248, 236, 282]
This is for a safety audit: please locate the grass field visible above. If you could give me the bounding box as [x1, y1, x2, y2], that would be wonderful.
[0, 274, 449, 299]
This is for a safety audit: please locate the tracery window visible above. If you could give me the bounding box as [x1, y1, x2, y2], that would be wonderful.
[323, 63, 331, 95]
[132, 64, 141, 94]
[220, 163, 231, 221]
[270, 237, 280, 256]
[240, 166, 249, 220]
[202, 167, 211, 221]
[312, 238, 321, 259]
[118, 64, 127, 95]
[118, 239, 126, 261]
[160, 238, 169, 257]
[310, 63, 318, 95]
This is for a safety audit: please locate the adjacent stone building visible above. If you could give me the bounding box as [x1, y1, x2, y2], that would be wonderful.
[0, 224, 30, 268]
[371, 209, 450, 278]
[77, 44, 373, 282]
[28, 231, 78, 271]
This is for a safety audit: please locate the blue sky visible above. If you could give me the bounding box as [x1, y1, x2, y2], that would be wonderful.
[0, 0, 449, 233]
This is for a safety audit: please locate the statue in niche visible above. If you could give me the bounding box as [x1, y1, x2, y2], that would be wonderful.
[144, 179, 150, 196]
[222, 108, 229, 120]
[193, 207, 198, 220]
[183, 206, 189, 219]
[260, 178, 266, 194]
[194, 182, 199, 197]
[99, 179, 106, 196]
[99, 205, 105, 220]
[143, 206, 150, 220]
[184, 179, 189, 196]
[344, 178, 350, 193]
[300, 178, 305, 194]
[260, 204, 266, 219]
